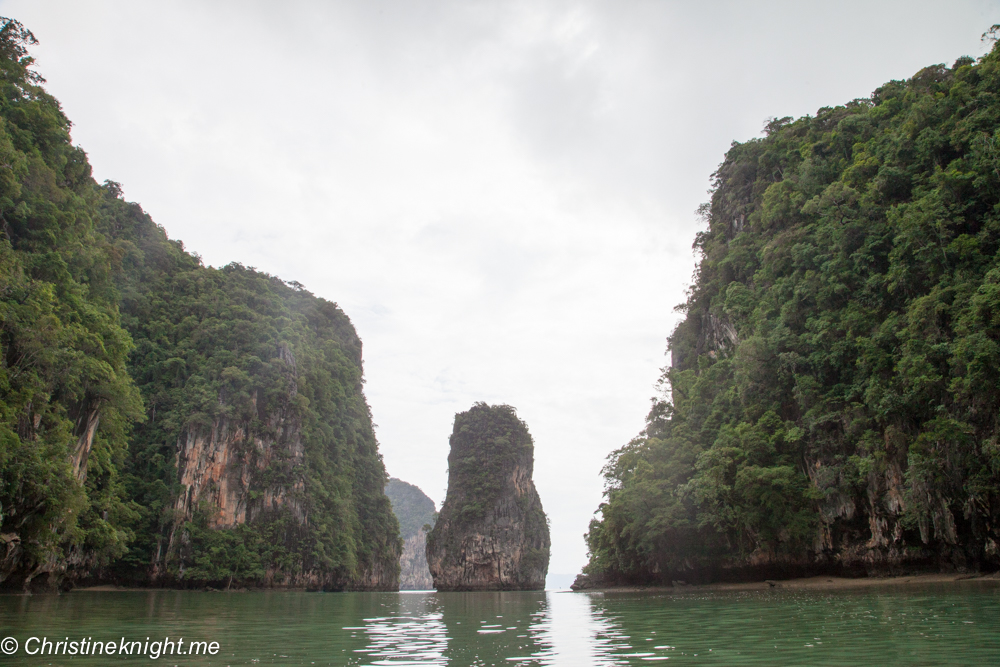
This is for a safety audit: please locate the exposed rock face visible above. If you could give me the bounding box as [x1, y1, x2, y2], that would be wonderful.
[171, 393, 305, 531]
[70, 402, 102, 482]
[157, 342, 399, 591]
[426, 403, 549, 591]
[385, 478, 437, 590]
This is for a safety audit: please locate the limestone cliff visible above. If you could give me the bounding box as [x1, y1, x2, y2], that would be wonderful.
[145, 317, 401, 591]
[426, 403, 549, 591]
[582, 48, 1000, 587]
[385, 478, 437, 590]
[97, 201, 402, 591]
[0, 20, 401, 592]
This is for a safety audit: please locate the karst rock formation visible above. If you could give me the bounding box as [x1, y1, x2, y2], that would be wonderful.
[426, 403, 550, 591]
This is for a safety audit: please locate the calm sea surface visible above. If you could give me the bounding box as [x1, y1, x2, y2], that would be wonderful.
[1, 583, 998, 665]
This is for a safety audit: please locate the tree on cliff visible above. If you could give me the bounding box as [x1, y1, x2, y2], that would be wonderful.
[427, 403, 549, 591]
[586, 39, 1000, 584]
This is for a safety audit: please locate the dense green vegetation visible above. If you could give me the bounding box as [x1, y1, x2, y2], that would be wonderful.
[585, 37, 1000, 583]
[0, 18, 399, 591]
[385, 478, 437, 539]
[0, 19, 142, 589]
[101, 192, 400, 588]
[442, 404, 537, 524]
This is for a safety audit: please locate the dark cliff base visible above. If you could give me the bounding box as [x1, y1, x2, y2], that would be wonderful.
[572, 550, 1000, 591]
[7, 578, 398, 594]
[67, 583, 374, 593]
[572, 571, 1000, 593]
[431, 582, 548, 592]
[9, 562, 400, 594]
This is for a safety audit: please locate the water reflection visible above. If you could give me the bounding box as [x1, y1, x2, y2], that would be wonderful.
[541, 590, 629, 665]
[353, 593, 447, 665]
[438, 592, 548, 666]
[2, 583, 999, 665]
[351, 592, 629, 666]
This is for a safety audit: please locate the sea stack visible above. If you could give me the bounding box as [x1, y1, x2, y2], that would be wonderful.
[426, 403, 550, 590]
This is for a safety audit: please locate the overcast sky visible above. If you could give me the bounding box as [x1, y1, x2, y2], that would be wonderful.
[5, 0, 996, 575]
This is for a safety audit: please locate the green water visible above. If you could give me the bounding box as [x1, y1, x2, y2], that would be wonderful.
[1, 583, 998, 665]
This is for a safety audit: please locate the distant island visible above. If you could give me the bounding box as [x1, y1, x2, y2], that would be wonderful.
[385, 478, 437, 590]
[579, 38, 1000, 588]
[427, 403, 549, 590]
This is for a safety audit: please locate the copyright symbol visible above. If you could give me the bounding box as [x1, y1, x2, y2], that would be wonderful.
[1, 637, 17, 654]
